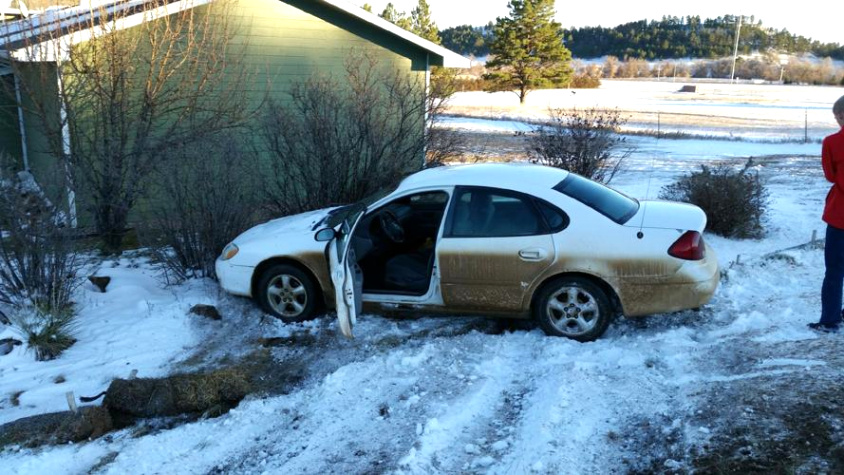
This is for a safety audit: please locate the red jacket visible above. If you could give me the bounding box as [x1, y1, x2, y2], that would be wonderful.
[823, 128, 844, 229]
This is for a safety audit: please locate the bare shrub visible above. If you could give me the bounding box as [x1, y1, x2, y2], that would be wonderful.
[0, 158, 82, 360]
[451, 76, 488, 92]
[659, 159, 768, 239]
[260, 52, 427, 215]
[616, 58, 651, 78]
[569, 73, 601, 88]
[8, 0, 253, 253]
[568, 60, 602, 88]
[144, 138, 260, 283]
[529, 107, 632, 184]
[427, 67, 469, 166]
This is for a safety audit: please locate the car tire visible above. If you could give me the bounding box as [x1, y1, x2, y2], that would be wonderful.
[256, 264, 318, 323]
[534, 276, 612, 342]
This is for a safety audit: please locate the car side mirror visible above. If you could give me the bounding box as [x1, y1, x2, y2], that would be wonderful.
[314, 228, 336, 242]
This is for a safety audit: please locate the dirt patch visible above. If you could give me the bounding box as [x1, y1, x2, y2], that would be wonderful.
[622, 337, 844, 473]
[687, 339, 844, 474]
[9, 391, 22, 407]
[689, 378, 844, 473]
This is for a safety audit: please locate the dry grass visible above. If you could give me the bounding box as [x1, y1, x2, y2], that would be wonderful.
[103, 367, 252, 425]
[10, 390, 23, 407]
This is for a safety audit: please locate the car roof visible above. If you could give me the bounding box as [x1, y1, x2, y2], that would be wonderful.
[397, 163, 570, 195]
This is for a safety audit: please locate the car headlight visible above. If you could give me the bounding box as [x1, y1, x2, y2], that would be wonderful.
[221, 243, 239, 261]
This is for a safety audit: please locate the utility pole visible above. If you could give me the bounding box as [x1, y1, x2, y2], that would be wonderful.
[730, 15, 742, 84]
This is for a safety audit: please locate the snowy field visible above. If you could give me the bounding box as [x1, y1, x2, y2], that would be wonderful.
[3, 82, 844, 473]
[446, 79, 844, 142]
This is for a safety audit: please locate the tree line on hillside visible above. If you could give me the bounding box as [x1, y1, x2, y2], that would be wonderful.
[440, 15, 844, 61]
[573, 55, 844, 85]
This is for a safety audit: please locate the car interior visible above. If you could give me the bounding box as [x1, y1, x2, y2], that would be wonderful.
[352, 191, 450, 296]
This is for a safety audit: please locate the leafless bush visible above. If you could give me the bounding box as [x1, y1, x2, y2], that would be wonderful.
[144, 138, 260, 283]
[616, 58, 651, 78]
[659, 159, 768, 239]
[260, 52, 427, 215]
[8, 0, 253, 253]
[568, 60, 602, 88]
[529, 107, 633, 184]
[569, 73, 601, 88]
[427, 67, 469, 166]
[0, 157, 82, 360]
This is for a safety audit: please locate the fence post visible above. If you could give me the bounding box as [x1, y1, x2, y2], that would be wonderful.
[66, 391, 78, 414]
[805, 109, 809, 143]
[657, 112, 661, 139]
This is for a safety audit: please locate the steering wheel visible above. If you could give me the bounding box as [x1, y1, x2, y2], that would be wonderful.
[378, 210, 405, 243]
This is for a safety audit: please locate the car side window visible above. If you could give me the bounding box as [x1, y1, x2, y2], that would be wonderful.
[448, 188, 547, 238]
[535, 199, 570, 232]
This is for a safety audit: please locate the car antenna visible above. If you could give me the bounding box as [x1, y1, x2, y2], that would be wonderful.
[638, 134, 661, 239]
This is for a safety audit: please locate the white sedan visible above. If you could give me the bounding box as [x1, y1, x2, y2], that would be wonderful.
[216, 163, 719, 342]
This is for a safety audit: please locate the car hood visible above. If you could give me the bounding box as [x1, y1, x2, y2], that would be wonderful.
[236, 208, 334, 244]
[623, 200, 706, 232]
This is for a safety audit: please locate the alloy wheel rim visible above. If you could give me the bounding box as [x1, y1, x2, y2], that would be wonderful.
[546, 285, 599, 336]
[267, 274, 308, 318]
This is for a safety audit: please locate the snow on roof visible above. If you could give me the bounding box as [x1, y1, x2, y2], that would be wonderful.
[0, 0, 203, 62]
[0, 0, 470, 68]
[314, 0, 470, 69]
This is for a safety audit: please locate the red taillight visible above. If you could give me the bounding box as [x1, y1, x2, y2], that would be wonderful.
[668, 231, 705, 260]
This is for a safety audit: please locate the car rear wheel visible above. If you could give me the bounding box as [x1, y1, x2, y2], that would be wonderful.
[534, 277, 612, 342]
[256, 264, 318, 323]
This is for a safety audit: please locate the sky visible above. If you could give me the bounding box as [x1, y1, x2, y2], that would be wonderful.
[355, 0, 842, 45]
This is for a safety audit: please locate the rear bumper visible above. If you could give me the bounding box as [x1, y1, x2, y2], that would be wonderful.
[215, 258, 254, 297]
[619, 244, 720, 317]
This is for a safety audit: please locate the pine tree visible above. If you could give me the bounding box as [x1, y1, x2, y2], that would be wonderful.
[410, 0, 441, 44]
[380, 3, 412, 31]
[485, 0, 572, 104]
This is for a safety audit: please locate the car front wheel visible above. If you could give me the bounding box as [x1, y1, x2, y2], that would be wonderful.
[256, 264, 318, 323]
[534, 277, 612, 342]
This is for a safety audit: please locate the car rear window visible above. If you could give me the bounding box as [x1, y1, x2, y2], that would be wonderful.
[553, 174, 639, 224]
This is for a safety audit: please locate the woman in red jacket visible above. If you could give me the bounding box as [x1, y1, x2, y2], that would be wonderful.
[810, 95, 844, 332]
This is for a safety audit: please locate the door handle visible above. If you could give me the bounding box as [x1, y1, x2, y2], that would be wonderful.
[519, 248, 546, 261]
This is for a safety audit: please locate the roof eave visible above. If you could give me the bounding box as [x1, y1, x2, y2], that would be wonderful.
[316, 0, 471, 69]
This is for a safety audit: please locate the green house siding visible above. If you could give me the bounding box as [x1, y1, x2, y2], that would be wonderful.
[230, 0, 429, 106]
[0, 75, 22, 166]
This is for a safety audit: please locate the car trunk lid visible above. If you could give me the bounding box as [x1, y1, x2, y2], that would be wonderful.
[623, 200, 706, 232]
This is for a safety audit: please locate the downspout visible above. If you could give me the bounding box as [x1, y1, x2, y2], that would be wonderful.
[13, 73, 29, 171]
[423, 52, 430, 167]
[55, 54, 77, 228]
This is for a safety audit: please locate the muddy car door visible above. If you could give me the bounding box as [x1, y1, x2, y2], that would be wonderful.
[326, 207, 365, 338]
[436, 187, 556, 313]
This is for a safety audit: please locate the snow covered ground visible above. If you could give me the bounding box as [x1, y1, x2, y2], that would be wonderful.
[2, 83, 844, 473]
[446, 80, 844, 142]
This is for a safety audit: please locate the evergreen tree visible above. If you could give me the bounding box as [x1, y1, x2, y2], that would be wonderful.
[410, 0, 441, 44]
[380, 3, 411, 30]
[485, 0, 572, 104]
[441, 25, 492, 57]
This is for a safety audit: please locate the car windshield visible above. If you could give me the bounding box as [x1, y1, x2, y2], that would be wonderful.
[554, 174, 639, 224]
[322, 186, 395, 229]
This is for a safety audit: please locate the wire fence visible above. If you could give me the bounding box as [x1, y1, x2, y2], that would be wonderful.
[622, 109, 834, 143]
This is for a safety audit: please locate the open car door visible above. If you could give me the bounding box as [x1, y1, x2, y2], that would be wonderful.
[327, 207, 365, 338]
